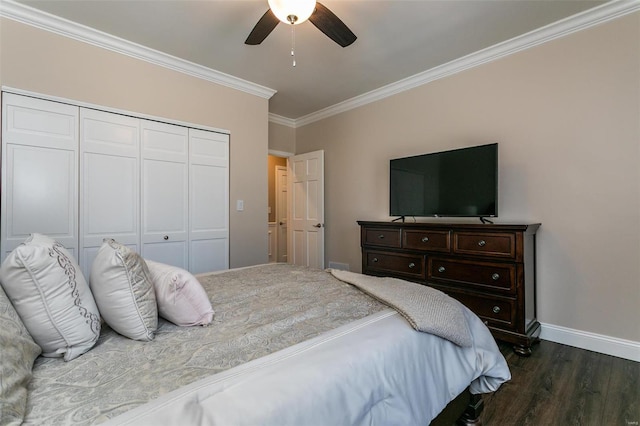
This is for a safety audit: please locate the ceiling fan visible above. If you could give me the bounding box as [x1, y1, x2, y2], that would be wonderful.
[245, 0, 357, 48]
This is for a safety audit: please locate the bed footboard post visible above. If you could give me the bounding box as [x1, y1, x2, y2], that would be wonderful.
[456, 393, 484, 426]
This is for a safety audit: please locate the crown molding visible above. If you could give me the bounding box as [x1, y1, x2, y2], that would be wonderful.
[0, 0, 277, 100]
[294, 0, 640, 128]
[2, 0, 637, 126]
[268, 149, 294, 158]
[268, 113, 297, 128]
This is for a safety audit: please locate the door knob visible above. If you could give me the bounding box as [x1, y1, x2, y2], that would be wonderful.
[313, 223, 323, 228]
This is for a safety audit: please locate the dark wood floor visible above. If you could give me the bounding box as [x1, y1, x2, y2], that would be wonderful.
[479, 340, 639, 425]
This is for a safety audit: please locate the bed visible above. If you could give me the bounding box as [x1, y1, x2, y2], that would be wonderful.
[1, 239, 510, 425]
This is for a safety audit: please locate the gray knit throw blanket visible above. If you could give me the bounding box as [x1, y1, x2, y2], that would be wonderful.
[330, 269, 472, 347]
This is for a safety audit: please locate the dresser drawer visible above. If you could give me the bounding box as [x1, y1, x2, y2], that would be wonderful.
[444, 290, 515, 330]
[364, 250, 425, 279]
[403, 230, 450, 252]
[363, 228, 402, 248]
[428, 257, 516, 294]
[453, 232, 516, 259]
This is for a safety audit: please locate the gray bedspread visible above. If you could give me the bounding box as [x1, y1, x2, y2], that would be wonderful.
[24, 264, 386, 425]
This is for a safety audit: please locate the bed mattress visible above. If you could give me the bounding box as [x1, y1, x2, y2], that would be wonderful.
[23, 263, 510, 425]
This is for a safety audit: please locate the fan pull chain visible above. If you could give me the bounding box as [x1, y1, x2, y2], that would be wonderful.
[291, 24, 296, 67]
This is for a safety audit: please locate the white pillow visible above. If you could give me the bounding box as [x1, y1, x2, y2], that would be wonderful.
[145, 260, 214, 326]
[0, 233, 101, 361]
[90, 239, 157, 341]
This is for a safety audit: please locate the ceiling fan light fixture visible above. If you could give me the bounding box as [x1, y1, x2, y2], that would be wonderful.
[268, 0, 316, 25]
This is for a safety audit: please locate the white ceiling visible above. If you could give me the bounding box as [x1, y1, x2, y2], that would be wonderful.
[12, 0, 609, 120]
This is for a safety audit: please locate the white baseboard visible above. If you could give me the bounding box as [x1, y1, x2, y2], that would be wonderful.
[327, 261, 350, 271]
[540, 322, 640, 362]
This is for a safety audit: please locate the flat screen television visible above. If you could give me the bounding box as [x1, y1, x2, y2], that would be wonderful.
[390, 143, 498, 218]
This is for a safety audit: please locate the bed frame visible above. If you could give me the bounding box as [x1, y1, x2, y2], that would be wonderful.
[431, 388, 483, 426]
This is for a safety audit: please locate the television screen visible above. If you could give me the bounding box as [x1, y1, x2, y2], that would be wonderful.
[390, 143, 498, 218]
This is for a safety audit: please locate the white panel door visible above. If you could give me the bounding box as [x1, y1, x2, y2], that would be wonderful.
[80, 108, 140, 278]
[141, 120, 189, 268]
[1, 93, 79, 261]
[289, 150, 324, 269]
[189, 128, 229, 274]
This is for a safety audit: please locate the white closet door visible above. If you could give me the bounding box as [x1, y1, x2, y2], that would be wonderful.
[1, 93, 79, 261]
[189, 129, 229, 274]
[141, 120, 189, 268]
[80, 108, 140, 278]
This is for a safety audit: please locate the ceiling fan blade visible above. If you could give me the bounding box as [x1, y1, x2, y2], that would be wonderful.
[309, 2, 357, 47]
[245, 9, 280, 45]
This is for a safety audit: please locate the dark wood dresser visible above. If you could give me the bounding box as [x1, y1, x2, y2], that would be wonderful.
[358, 220, 541, 355]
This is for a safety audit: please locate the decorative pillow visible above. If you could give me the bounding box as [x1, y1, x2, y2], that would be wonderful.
[0, 285, 42, 425]
[90, 239, 157, 341]
[0, 233, 101, 361]
[145, 260, 214, 326]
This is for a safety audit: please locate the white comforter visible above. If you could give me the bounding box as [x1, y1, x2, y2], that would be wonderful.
[107, 306, 510, 425]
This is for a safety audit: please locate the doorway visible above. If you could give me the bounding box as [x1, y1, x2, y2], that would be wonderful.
[267, 150, 325, 268]
[268, 154, 288, 262]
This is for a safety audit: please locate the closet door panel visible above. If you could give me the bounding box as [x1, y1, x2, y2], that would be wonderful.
[81, 109, 139, 156]
[83, 153, 138, 241]
[190, 129, 228, 168]
[3, 145, 77, 257]
[141, 120, 188, 268]
[141, 121, 188, 163]
[191, 239, 228, 274]
[142, 159, 188, 268]
[80, 154, 139, 277]
[191, 165, 227, 232]
[189, 129, 229, 274]
[1, 93, 79, 261]
[143, 160, 187, 232]
[80, 109, 140, 279]
[3, 94, 77, 150]
[141, 242, 187, 268]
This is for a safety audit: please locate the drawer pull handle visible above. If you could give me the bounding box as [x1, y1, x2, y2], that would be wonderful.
[378, 234, 385, 239]
[478, 239, 486, 247]
[492, 306, 501, 314]
[372, 257, 378, 263]
[408, 262, 415, 269]
[438, 266, 446, 273]
[421, 237, 429, 243]
[163, 235, 169, 241]
[491, 273, 500, 281]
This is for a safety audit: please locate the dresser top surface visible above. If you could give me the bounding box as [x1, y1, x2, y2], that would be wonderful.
[357, 221, 541, 233]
